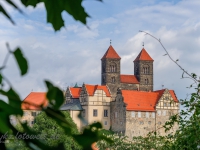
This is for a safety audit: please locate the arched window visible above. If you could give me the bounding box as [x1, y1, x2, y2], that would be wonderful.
[111, 77, 115, 83]
[143, 65, 150, 74]
[145, 78, 148, 84]
[109, 62, 117, 72]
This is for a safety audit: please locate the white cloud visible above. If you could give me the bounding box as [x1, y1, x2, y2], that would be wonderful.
[0, 0, 199, 102]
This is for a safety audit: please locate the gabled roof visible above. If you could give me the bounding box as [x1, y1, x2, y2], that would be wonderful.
[120, 75, 139, 84]
[154, 89, 179, 102]
[85, 84, 111, 97]
[122, 90, 159, 111]
[69, 87, 81, 98]
[134, 48, 154, 61]
[101, 45, 121, 60]
[122, 89, 179, 111]
[22, 92, 48, 110]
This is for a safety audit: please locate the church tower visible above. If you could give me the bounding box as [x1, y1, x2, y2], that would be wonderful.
[101, 45, 121, 96]
[134, 48, 154, 91]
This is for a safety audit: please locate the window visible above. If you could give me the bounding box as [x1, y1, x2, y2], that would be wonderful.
[31, 120, 35, 125]
[145, 78, 149, 84]
[163, 110, 166, 116]
[115, 112, 118, 118]
[146, 112, 149, 118]
[143, 65, 150, 74]
[111, 77, 115, 83]
[152, 112, 155, 118]
[158, 122, 162, 125]
[157, 110, 161, 116]
[109, 63, 117, 72]
[138, 112, 141, 118]
[104, 110, 108, 117]
[104, 121, 107, 125]
[31, 112, 36, 117]
[164, 102, 167, 107]
[139, 121, 144, 125]
[131, 111, 135, 118]
[93, 109, 98, 117]
[82, 109, 85, 117]
[148, 121, 151, 125]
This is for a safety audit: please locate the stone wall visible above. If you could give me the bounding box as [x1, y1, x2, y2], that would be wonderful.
[110, 89, 126, 135]
[120, 83, 139, 90]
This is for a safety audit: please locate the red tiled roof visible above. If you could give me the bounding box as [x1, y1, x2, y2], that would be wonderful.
[22, 92, 48, 110]
[134, 48, 154, 61]
[120, 75, 139, 84]
[70, 87, 81, 98]
[154, 89, 179, 102]
[101, 45, 121, 60]
[169, 90, 179, 102]
[85, 84, 111, 97]
[122, 90, 159, 111]
[122, 89, 179, 111]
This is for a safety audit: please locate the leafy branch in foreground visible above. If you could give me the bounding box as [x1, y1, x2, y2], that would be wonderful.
[0, 0, 96, 31]
[138, 31, 200, 150]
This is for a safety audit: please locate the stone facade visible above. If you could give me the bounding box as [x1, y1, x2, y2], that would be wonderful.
[110, 88, 179, 138]
[101, 46, 154, 97]
[134, 60, 153, 91]
[101, 58, 121, 98]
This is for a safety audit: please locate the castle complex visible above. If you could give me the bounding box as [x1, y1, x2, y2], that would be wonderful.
[21, 45, 179, 138]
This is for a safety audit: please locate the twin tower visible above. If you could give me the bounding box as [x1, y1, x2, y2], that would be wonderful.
[101, 45, 154, 97]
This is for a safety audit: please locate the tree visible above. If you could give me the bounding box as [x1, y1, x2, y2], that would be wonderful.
[0, 1, 110, 150]
[33, 111, 81, 150]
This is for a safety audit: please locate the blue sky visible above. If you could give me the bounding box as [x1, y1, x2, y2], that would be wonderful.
[0, 0, 199, 102]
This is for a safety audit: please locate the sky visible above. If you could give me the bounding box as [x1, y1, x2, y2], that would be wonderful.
[0, 0, 199, 102]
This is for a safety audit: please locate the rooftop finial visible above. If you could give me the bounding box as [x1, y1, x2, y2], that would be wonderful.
[110, 39, 112, 45]
[142, 42, 144, 47]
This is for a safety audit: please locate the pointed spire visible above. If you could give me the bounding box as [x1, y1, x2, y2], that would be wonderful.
[74, 82, 79, 88]
[134, 48, 154, 62]
[101, 45, 121, 60]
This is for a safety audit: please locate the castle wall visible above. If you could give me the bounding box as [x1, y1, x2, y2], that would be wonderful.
[120, 83, 139, 90]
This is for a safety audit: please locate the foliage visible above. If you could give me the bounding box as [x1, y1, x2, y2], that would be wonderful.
[0, 0, 111, 150]
[32, 111, 81, 150]
[0, 0, 91, 31]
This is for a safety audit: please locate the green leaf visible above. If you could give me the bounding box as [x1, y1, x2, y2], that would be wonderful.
[45, 80, 64, 109]
[43, 0, 89, 31]
[13, 48, 28, 76]
[0, 100, 23, 115]
[21, 0, 41, 7]
[6, 0, 23, 14]
[0, 4, 15, 24]
[0, 112, 12, 133]
[21, 0, 91, 31]
[0, 74, 2, 84]
[0, 88, 23, 116]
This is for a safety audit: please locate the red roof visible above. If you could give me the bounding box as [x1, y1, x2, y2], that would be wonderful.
[154, 89, 179, 102]
[101, 45, 121, 60]
[122, 90, 159, 111]
[85, 84, 111, 97]
[134, 48, 154, 61]
[70, 87, 81, 98]
[22, 92, 48, 110]
[122, 89, 179, 111]
[120, 75, 139, 84]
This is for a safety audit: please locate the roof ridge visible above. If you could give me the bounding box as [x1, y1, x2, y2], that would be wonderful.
[134, 48, 154, 61]
[101, 45, 121, 60]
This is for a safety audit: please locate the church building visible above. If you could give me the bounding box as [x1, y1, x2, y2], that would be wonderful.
[21, 45, 179, 138]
